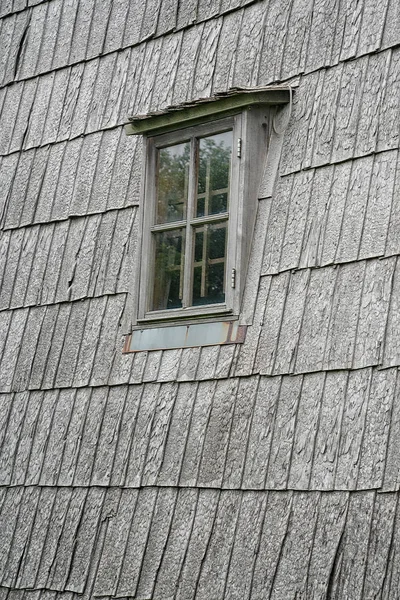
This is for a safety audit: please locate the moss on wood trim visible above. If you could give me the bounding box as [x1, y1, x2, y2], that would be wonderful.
[125, 87, 292, 136]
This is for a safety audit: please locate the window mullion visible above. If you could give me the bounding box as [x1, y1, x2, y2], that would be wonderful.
[182, 137, 197, 308]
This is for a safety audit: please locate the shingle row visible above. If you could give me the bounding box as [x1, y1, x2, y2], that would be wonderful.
[2, 12, 400, 161]
[0, 591, 79, 600]
[0, 59, 144, 155]
[2, 0, 400, 90]
[0, 294, 126, 393]
[1, 367, 399, 490]
[237, 255, 399, 376]
[0, 487, 399, 599]
[260, 149, 400, 275]
[0, 207, 136, 309]
[0, 129, 139, 229]
[280, 48, 400, 174]
[2, 253, 400, 392]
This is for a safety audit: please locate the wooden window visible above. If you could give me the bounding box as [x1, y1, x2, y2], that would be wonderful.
[123, 88, 291, 349]
[140, 119, 237, 323]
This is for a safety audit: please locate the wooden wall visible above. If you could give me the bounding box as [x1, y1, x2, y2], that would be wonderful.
[1, 0, 400, 598]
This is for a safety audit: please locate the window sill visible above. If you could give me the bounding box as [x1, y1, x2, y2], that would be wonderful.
[138, 304, 233, 325]
[124, 320, 247, 353]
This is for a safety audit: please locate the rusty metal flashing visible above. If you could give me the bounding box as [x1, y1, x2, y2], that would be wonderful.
[125, 86, 291, 136]
[123, 321, 247, 353]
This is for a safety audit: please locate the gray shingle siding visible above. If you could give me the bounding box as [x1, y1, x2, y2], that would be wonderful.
[1, 0, 399, 598]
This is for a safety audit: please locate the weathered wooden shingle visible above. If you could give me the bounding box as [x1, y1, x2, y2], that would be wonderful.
[279, 0, 313, 81]
[382, 258, 400, 367]
[332, 57, 368, 163]
[151, 32, 183, 111]
[356, 52, 390, 156]
[231, 2, 264, 88]
[305, 0, 338, 73]
[16, 2, 46, 79]
[198, 378, 239, 488]
[257, 0, 290, 85]
[311, 65, 343, 167]
[172, 24, 204, 104]
[323, 261, 365, 370]
[2, 1, 400, 598]
[254, 272, 290, 375]
[211, 9, 241, 92]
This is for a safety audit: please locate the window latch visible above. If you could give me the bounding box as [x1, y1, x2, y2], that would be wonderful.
[237, 138, 242, 158]
[231, 268, 236, 288]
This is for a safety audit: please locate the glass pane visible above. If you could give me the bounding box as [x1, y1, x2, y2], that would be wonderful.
[152, 229, 185, 311]
[196, 131, 232, 218]
[156, 142, 190, 224]
[192, 221, 227, 306]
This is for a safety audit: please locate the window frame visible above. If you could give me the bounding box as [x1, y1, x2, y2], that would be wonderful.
[124, 87, 292, 336]
[137, 115, 241, 324]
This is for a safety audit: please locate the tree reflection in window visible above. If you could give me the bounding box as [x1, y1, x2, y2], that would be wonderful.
[152, 131, 232, 311]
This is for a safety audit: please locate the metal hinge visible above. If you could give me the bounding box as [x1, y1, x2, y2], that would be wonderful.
[237, 138, 242, 158]
[231, 268, 236, 288]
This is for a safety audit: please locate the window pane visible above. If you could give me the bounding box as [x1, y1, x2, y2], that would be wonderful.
[156, 142, 190, 224]
[196, 131, 232, 218]
[152, 229, 185, 310]
[192, 221, 227, 306]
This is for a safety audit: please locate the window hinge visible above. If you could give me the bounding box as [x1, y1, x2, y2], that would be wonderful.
[237, 138, 242, 158]
[231, 268, 236, 288]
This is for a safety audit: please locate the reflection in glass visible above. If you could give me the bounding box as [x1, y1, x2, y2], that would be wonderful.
[156, 142, 190, 224]
[196, 131, 232, 218]
[192, 222, 227, 306]
[152, 229, 185, 310]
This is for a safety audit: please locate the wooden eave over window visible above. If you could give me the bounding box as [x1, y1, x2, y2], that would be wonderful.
[125, 86, 292, 136]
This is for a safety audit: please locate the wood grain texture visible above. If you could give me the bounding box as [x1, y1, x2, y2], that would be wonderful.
[157, 382, 197, 486]
[242, 376, 281, 489]
[332, 57, 368, 163]
[312, 65, 343, 167]
[356, 52, 390, 156]
[323, 261, 365, 370]
[212, 9, 242, 93]
[352, 257, 395, 368]
[334, 369, 372, 490]
[115, 486, 158, 597]
[2, 0, 400, 597]
[279, 0, 313, 81]
[257, 0, 290, 85]
[172, 24, 204, 104]
[231, 2, 265, 88]
[252, 492, 293, 599]
[385, 150, 400, 257]
[1, 11, 31, 86]
[382, 257, 400, 367]
[305, 0, 338, 73]
[358, 0, 388, 55]
[195, 491, 241, 600]
[235, 276, 271, 376]
[152, 488, 198, 600]
[254, 272, 290, 375]
[0, 488, 400, 598]
[144, 42, 177, 113]
[278, 171, 313, 272]
[17, 2, 46, 79]
[222, 376, 259, 488]
[279, 71, 321, 175]
[180, 380, 216, 487]
[272, 268, 309, 374]
[294, 266, 337, 374]
[141, 381, 178, 486]
[197, 377, 239, 487]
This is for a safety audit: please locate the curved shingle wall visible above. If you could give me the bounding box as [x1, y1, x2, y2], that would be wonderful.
[1, 0, 400, 598]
